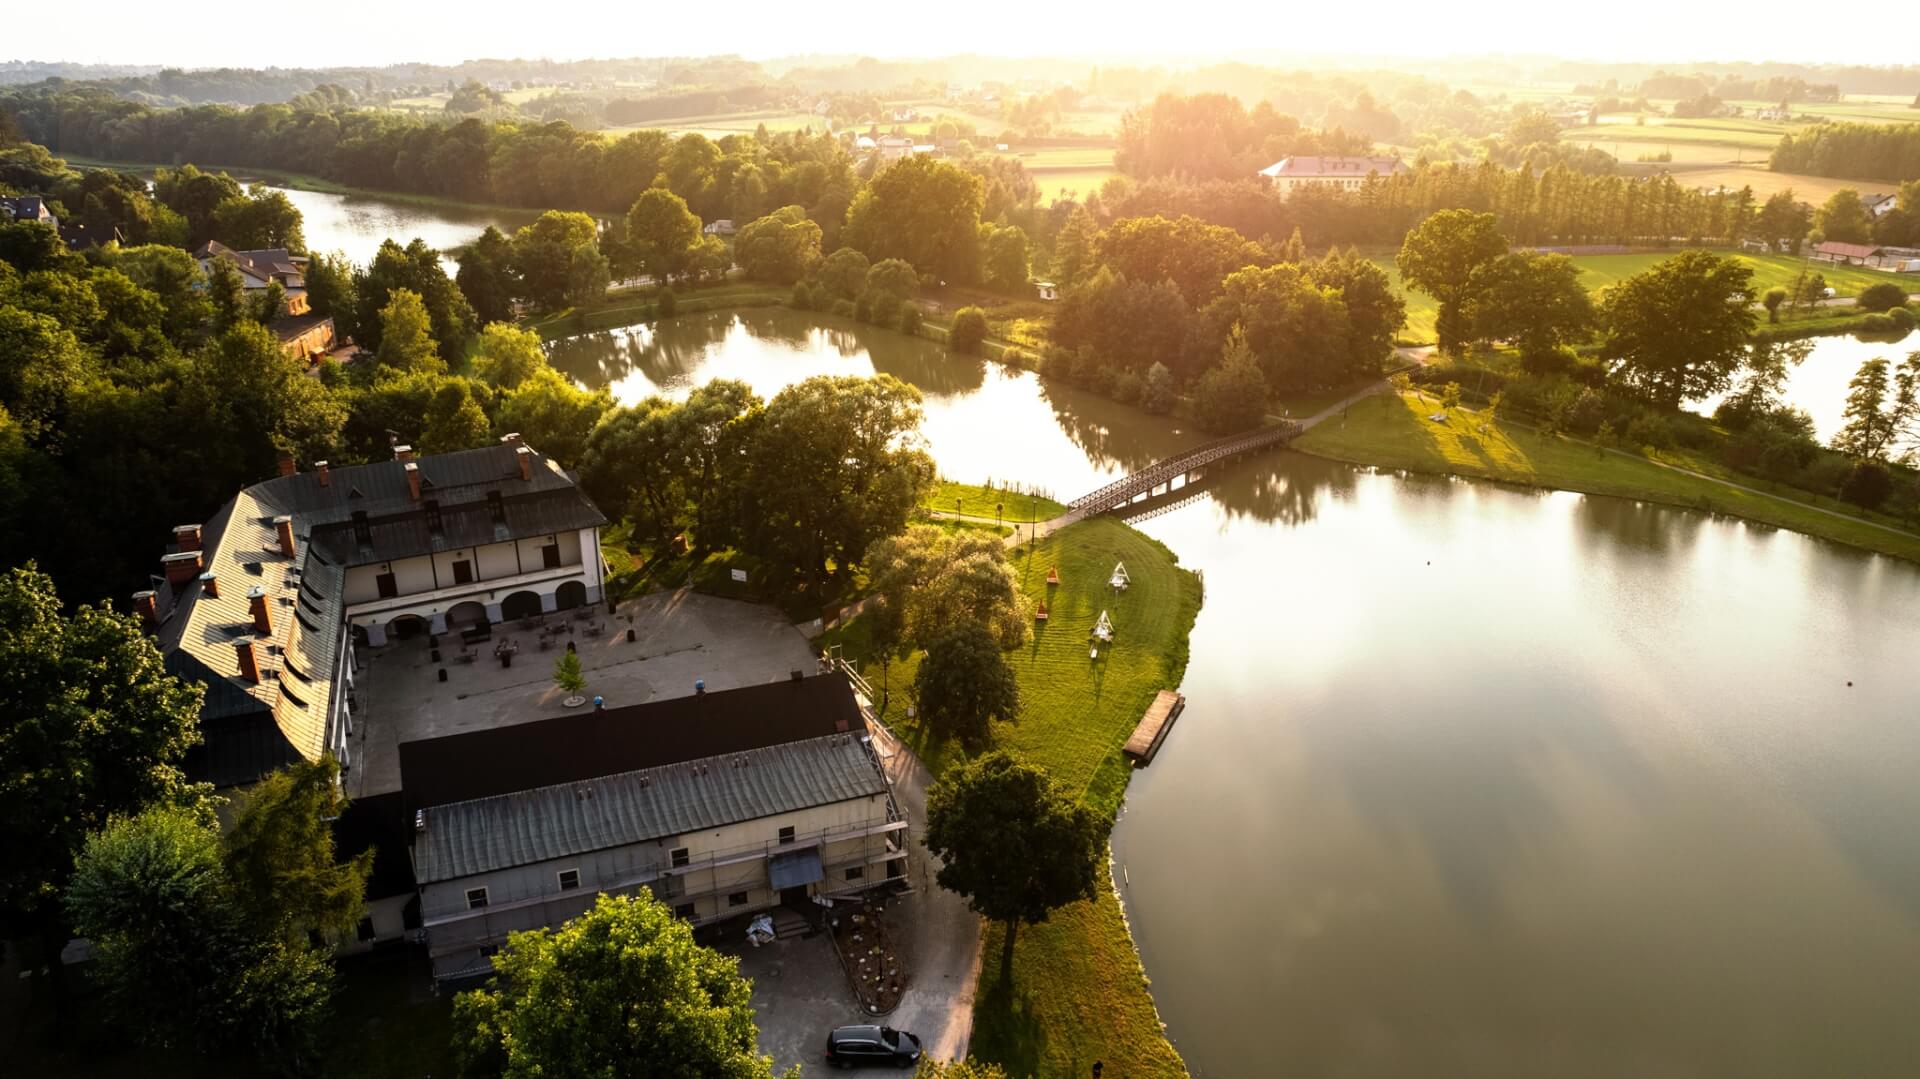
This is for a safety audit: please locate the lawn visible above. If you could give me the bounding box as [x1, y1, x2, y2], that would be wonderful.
[1295, 391, 1920, 563]
[834, 517, 1201, 1076]
[1372, 249, 1916, 346]
[925, 480, 1067, 523]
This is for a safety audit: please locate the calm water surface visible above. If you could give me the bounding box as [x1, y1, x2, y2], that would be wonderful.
[1694, 328, 1916, 443]
[556, 309, 1920, 1077]
[276, 186, 536, 268]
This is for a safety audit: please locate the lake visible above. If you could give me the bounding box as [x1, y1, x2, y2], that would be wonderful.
[277, 186, 537, 269]
[1694, 328, 1918, 444]
[555, 308, 1920, 1077]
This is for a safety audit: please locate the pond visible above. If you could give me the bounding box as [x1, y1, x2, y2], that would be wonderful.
[552, 308, 1920, 1077]
[1693, 328, 1917, 444]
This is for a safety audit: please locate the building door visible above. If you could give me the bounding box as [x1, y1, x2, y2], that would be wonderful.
[452, 559, 474, 585]
[780, 886, 810, 908]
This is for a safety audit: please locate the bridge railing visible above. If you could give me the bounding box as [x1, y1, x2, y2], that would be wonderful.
[1067, 421, 1301, 511]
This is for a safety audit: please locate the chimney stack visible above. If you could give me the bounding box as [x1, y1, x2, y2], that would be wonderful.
[162, 550, 204, 591]
[199, 571, 220, 599]
[248, 585, 274, 637]
[393, 444, 414, 463]
[274, 515, 296, 557]
[499, 432, 523, 447]
[404, 461, 421, 502]
[172, 523, 203, 552]
[515, 445, 533, 482]
[234, 639, 261, 682]
[315, 460, 331, 488]
[277, 451, 297, 477]
[133, 590, 159, 631]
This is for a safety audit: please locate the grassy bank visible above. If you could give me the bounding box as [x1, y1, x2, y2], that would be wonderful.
[924, 480, 1067, 523]
[835, 517, 1200, 1077]
[1296, 391, 1920, 563]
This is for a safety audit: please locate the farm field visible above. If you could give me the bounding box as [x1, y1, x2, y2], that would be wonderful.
[1656, 165, 1876, 203]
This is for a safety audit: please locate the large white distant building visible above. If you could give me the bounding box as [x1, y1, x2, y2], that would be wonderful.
[1260, 155, 1409, 198]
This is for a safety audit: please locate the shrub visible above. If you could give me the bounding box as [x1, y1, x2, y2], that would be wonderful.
[656, 288, 677, 318]
[1194, 359, 1268, 433]
[789, 282, 812, 309]
[1624, 412, 1674, 450]
[1000, 347, 1032, 370]
[1520, 345, 1576, 375]
[1857, 282, 1909, 313]
[833, 298, 857, 319]
[1111, 369, 1143, 405]
[899, 303, 922, 335]
[852, 295, 871, 322]
[1886, 307, 1916, 332]
[950, 306, 988, 354]
[1142, 361, 1176, 415]
[1564, 387, 1608, 435]
[1840, 460, 1893, 509]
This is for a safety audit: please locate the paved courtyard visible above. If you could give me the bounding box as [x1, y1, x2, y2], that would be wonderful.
[345, 589, 819, 798]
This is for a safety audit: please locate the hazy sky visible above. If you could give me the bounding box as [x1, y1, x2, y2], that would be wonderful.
[13, 0, 1915, 68]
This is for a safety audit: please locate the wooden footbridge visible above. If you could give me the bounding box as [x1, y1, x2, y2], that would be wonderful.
[1066, 420, 1302, 516]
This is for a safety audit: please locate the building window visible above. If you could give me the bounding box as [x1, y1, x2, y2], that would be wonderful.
[670, 847, 689, 868]
[375, 572, 397, 599]
[557, 869, 580, 891]
[356, 916, 376, 942]
[351, 510, 371, 546]
[542, 543, 562, 569]
[728, 891, 750, 907]
[424, 499, 443, 535]
[845, 866, 864, 882]
[452, 559, 474, 585]
[777, 826, 796, 845]
[487, 490, 505, 525]
[466, 887, 489, 910]
[673, 903, 697, 920]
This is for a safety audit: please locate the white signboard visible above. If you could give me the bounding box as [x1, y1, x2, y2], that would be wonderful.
[730, 568, 748, 582]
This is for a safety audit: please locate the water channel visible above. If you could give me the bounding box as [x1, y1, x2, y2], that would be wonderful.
[550, 307, 1920, 1077]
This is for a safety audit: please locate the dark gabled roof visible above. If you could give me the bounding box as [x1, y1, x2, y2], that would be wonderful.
[333, 792, 418, 900]
[398, 673, 864, 811]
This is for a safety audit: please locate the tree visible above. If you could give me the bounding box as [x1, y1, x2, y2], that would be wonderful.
[623, 188, 702, 284]
[843, 155, 985, 283]
[553, 650, 586, 694]
[1833, 354, 1920, 462]
[1763, 287, 1788, 323]
[580, 380, 761, 548]
[222, 756, 371, 941]
[353, 238, 476, 358]
[981, 223, 1030, 292]
[1142, 361, 1177, 415]
[730, 375, 934, 588]
[1396, 209, 1508, 355]
[817, 246, 871, 302]
[0, 306, 90, 435]
[511, 211, 609, 310]
[864, 525, 1029, 651]
[1305, 248, 1407, 374]
[457, 226, 520, 325]
[472, 322, 549, 390]
[1857, 282, 1909, 313]
[303, 250, 358, 323]
[1098, 213, 1266, 306]
[1202, 264, 1354, 391]
[1600, 250, 1756, 408]
[914, 1061, 1010, 1079]
[65, 804, 333, 1072]
[496, 367, 611, 467]
[923, 751, 1109, 979]
[862, 257, 921, 321]
[374, 287, 444, 375]
[950, 306, 988, 354]
[204, 256, 249, 332]
[1839, 460, 1893, 509]
[210, 186, 306, 253]
[734, 205, 823, 285]
[1815, 189, 1874, 245]
[1, 565, 203, 922]
[1192, 327, 1269, 433]
[451, 892, 780, 1079]
[420, 378, 493, 453]
[1463, 251, 1595, 362]
[912, 623, 1021, 743]
[1755, 190, 1813, 253]
[180, 321, 347, 472]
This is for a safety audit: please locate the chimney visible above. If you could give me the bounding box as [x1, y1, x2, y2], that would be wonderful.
[172, 523, 203, 552]
[515, 445, 533, 482]
[133, 590, 158, 631]
[235, 638, 261, 683]
[499, 431, 523, 447]
[315, 460, 331, 488]
[274, 515, 296, 557]
[404, 461, 421, 502]
[277, 450, 297, 477]
[198, 571, 220, 599]
[393, 443, 414, 463]
[247, 585, 274, 637]
[162, 550, 204, 591]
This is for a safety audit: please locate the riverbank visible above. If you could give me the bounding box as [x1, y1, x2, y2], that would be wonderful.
[57, 153, 545, 218]
[835, 517, 1199, 1077]
[1295, 391, 1920, 563]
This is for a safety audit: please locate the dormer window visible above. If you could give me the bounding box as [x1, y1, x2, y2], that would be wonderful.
[351, 510, 371, 546]
[487, 490, 505, 525]
[424, 499, 443, 535]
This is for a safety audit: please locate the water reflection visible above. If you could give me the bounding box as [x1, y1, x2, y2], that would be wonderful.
[1694, 328, 1916, 442]
[276, 187, 537, 268]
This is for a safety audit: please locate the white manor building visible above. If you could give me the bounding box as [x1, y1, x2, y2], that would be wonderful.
[1259, 155, 1410, 197]
[138, 435, 607, 788]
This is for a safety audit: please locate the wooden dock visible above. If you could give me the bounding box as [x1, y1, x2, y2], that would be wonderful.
[1123, 690, 1186, 766]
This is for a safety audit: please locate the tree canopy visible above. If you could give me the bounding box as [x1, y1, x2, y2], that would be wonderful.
[734, 205, 822, 285]
[843, 155, 983, 284]
[1600, 250, 1756, 407]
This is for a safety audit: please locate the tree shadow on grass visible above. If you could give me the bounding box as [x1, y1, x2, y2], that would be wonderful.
[970, 966, 1047, 1079]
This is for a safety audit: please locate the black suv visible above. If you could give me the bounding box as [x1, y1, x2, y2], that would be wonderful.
[823, 1025, 922, 1068]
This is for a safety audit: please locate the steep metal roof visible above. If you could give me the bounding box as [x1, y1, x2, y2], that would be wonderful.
[410, 733, 889, 883]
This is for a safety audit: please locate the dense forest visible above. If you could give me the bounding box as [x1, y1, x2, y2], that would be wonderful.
[1770, 122, 1920, 183]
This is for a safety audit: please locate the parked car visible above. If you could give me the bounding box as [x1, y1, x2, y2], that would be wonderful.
[823, 1025, 923, 1068]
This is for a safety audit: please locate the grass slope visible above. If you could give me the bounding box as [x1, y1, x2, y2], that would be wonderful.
[838, 517, 1200, 1076]
[925, 480, 1067, 523]
[1296, 391, 1920, 563]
